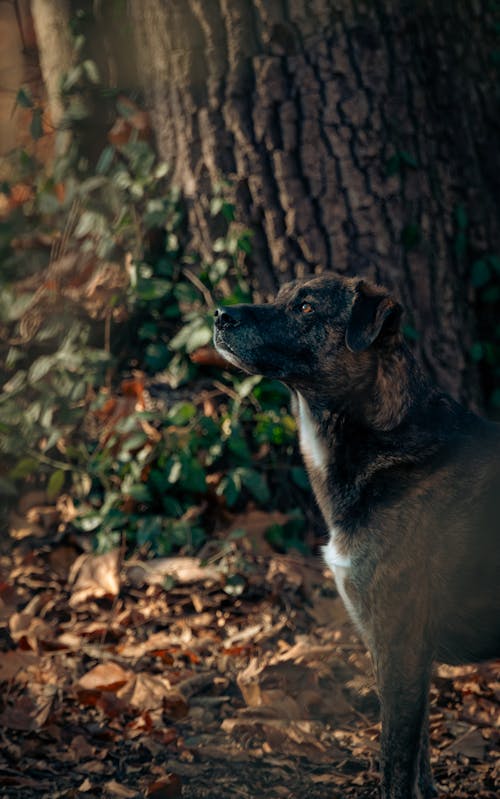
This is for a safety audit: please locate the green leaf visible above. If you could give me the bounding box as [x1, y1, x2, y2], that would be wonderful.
[79, 175, 108, 194]
[210, 197, 224, 216]
[74, 512, 102, 532]
[2, 370, 26, 394]
[118, 432, 149, 455]
[127, 484, 152, 502]
[223, 574, 246, 596]
[167, 458, 183, 485]
[471, 259, 491, 288]
[9, 457, 39, 479]
[217, 474, 240, 507]
[237, 231, 253, 255]
[265, 523, 285, 550]
[227, 429, 251, 462]
[82, 59, 100, 84]
[74, 211, 102, 238]
[167, 402, 197, 425]
[237, 467, 270, 504]
[183, 458, 206, 493]
[96, 145, 115, 174]
[16, 87, 33, 108]
[116, 99, 135, 119]
[30, 108, 43, 141]
[487, 254, 500, 274]
[28, 355, 56, 384]
[222, 202, 236, 222]
[470, 342, 484, 362]
[291, 466, 310, 490]
[490, 388, 500, 409]
[454, 231, 467, 258]
[236, 375, 262, 399]
[47, 469, 65, 501]
[136, 515, 163, 546]
[145, 342, 170, 371]
[402, 324, 420, 341]
[136, 278, 172, 301]
[399, 151, 418, 168]
[169, 318, 212, 353]
[0, 477, 17, 497]
[482, 285, 500, 303]
[455, 204, 468, 230]
[61, 65, 83, 93]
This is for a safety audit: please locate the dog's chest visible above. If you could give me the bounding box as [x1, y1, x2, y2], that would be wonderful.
[297, 393, 328, 471]
[296, 395, 361, 628]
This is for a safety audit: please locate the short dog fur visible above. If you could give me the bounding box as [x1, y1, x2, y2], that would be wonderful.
[213, 273, 500, 799]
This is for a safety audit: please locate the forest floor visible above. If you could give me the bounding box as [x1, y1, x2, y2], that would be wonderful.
[0, 518, 499, 799]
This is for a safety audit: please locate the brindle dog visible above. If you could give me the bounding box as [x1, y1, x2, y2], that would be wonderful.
[213, 274, 500, 799]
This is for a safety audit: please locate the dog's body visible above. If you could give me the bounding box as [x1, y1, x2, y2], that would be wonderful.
[213, 274, 500, 799]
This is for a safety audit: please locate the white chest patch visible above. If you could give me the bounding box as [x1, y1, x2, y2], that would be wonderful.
[323, 528, 361, 628]
[322, 528, 352, 570]
[297, 393, 328, 471]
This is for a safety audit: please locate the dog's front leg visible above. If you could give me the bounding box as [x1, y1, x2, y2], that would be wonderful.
[375, 650, 432, 799]
[418, 708, 438, 798]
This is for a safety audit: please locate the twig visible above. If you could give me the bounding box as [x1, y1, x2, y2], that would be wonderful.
[182, 267, 215, 309]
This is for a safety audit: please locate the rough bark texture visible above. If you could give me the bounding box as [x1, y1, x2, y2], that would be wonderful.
[128, 1, 500, 405]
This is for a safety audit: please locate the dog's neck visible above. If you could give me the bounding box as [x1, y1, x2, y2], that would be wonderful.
[297, 342, 429, 436]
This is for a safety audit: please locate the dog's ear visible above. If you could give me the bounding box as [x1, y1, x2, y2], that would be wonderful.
[345, 282, 402, 353]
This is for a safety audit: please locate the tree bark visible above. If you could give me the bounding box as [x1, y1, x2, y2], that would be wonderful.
[112, 3, 500, 404]
[31, 0, 73, 128]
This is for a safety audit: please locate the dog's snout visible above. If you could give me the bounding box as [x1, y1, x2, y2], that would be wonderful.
[214, 307, 239, 329]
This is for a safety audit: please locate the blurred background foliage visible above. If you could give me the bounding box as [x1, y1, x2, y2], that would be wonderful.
[0, 83, 311, 556]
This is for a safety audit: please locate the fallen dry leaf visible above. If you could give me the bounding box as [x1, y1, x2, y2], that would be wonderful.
[79, 662, 131, 691]
[104, 780, 139, 798]
[126, 557, 221, 586]
[146, 774, 183, 798]
[237, 658, 352, 721]
[68, 549, 121, 605]
[445, 728, 488, 759]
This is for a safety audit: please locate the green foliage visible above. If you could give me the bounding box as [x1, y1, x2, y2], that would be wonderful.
[456, 207, 500, 413]
[0, 75, 308, 554]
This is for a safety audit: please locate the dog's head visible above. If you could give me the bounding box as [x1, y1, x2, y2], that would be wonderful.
[213, 274, 403, 401]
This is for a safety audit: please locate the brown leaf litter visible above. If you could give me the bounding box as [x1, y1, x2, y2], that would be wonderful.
[0, 539, 498, 799]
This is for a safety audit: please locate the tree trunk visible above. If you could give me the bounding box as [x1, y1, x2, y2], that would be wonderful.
[126, 0, 500, 406]
[31, 0, 73, 134]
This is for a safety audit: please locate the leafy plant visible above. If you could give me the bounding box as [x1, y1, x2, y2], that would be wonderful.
[0, 66, 310, 553]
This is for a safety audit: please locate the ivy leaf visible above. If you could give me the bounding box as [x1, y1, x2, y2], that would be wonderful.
[96, 146, 115, 175]
[237, 467, 270, 504]
[399, 151, 418, 168]
[28, 355, 56, 384]
[471, 259, 491, 288]
[16, 87, 33, 108]
[47, 469, 65, 501]
[470, 342, 484, 362]
[455, 204, 468, 230]
[291, 466, 310, 490]
[127, 484, 152, 502]
[30, 108, 44, 141]
[9, 457, 39, 479]
[82, 59, 100, 85]
[216, 473, 240, 507]
[168, 402, 197, 425]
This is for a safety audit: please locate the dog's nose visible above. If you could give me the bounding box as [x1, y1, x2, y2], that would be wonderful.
[214, 307, 239, 329]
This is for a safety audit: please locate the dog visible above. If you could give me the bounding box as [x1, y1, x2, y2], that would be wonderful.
[213, 273, 500, 799]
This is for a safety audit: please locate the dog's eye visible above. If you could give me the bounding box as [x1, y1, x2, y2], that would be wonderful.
[300, 301, 314, 314]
